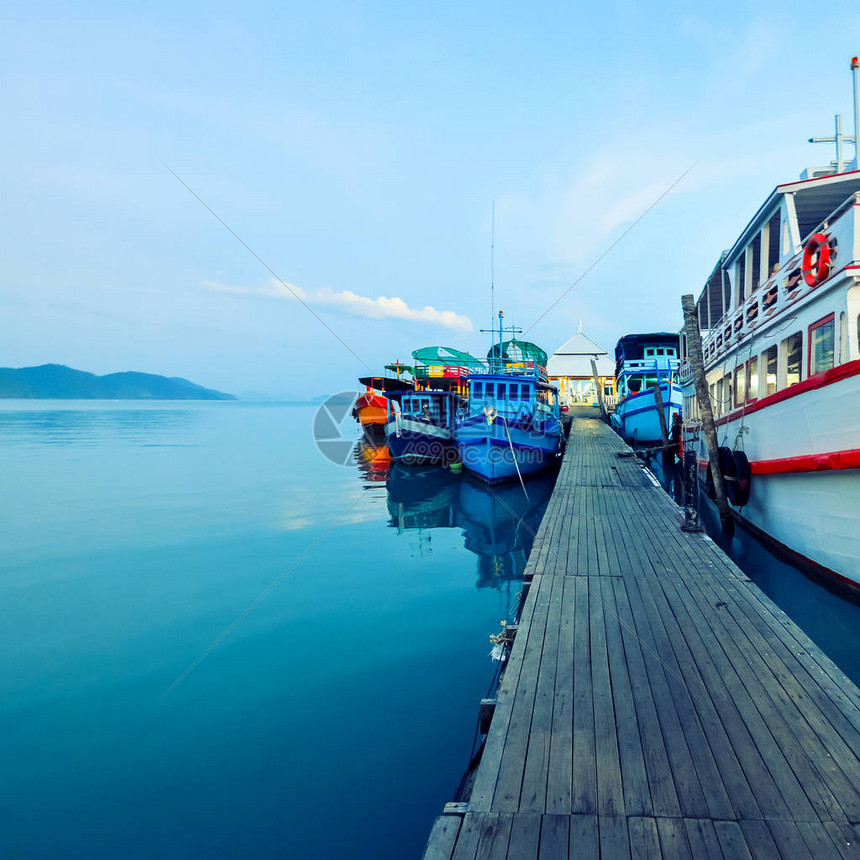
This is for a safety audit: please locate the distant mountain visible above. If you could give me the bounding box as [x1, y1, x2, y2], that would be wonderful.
[0, 364, 236, 400]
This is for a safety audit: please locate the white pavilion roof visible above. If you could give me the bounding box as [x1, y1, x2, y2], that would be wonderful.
[546, 326, 616, 378]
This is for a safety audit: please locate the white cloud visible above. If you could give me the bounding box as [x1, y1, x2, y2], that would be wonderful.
[206, 278, 473, 332]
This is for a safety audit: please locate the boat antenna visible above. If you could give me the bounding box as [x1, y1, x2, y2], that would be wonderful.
[853, 56, 860, 170]
[490, 201, 495, 331]
[808, 57, 860, 172]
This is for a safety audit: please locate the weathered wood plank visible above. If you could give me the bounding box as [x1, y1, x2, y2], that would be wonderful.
[546, 577, 575, 814]
[682, 818, 725, 860]
[628, 816, 661, 859]
[568, 814, 599, 860]
[422, 814, 462, 860]
[589, 572, 625, 816]
[520, 573, 565, 811]
[598, 815, 631, 859]
[538, 815, 569, 857]
[571, 576, 597, 814]
[655, 816, 693, 859]
[493, 572, 555, 811]
[504, 813, 541, 860]
[737, 819, 781, 860]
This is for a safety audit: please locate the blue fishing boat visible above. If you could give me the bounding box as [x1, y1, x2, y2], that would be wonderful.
[610, 332, 682, 445]
[383, 346, 482, 464]
[455, 315, 563, 483]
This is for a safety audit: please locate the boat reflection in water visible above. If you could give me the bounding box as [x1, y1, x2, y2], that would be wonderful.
[386, 461, 556, 590]
[354, 438, 392, 484]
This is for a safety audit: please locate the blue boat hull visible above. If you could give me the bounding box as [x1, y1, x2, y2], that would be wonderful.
[455, 415, 562, 483]
[384, 417, 455, 464]
[611, 384, 682, 444]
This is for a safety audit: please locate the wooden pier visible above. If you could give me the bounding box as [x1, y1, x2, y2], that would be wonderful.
[422, 416, 860, 858]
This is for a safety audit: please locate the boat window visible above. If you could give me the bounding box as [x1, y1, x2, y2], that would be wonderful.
[784, 332, 802, 387]
[767, 211, 781, 274]
[736, 252, 746, 304]
[473, 381, 483, 399]
[714, 378, 724, 416]
[519, 384, 528, 400]
[709, 382, 716, 412]
[750, 233, 761, 292]
[838, 312, 847, 365]
[747, 357, 758, 401]
[809, 314, 835, 375]
[734, 366, 746, 407]
[723, 374, 733, 410]
[628, 376, 642, 393]
[763, 345, 778, 396]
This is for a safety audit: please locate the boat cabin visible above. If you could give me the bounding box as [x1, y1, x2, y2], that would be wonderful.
[613, 333, 681, 400]
[466, 375, 558, 418]
[388, 389, 461, 428]
[684, 164, 860, 419]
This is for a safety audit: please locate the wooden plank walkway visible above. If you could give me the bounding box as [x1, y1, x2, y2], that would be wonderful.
[422, 416, 860, 858]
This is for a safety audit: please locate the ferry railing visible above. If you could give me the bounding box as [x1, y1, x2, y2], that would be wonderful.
[700, 190, 859, 363]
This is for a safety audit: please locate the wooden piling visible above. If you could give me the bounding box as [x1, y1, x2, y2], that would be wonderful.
[651, 382, 670, 446]
[681, 293, 731, 529]
[590, 358, 607, 421]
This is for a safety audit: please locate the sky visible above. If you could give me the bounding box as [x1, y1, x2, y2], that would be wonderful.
[2, 0, 860, 398]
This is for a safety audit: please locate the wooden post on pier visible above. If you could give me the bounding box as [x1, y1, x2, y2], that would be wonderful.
[651, 383, 670, 445]
[681, 294, 731, 529]
[590, 359, 607, 421]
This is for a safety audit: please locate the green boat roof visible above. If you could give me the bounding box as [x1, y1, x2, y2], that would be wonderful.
[412, 346, 484, 366]
[486, 338, 548, 367]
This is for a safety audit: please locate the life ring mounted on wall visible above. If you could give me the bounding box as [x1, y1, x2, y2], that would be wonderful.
[802, 232, 832, 287]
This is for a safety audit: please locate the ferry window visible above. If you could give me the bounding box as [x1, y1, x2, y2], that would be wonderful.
[723, 375, 733, 410]
[809, 314, 835, 375]
[521, 384, 531, 399]
[750, 233, 761, 291]
[747, 357, 758, 401]
[714, 378, 723, 416]
[734, 366, 746, 407]
[736, 252, 746, 304]
[709, 383, 716, 412]
[484, 383, 494, 399]
[767, 211, 781, 274]
[838, 312, 847, 364]
[784, 332, 802, 387]
[763, 346, 777, 396]
[473, 382, 483, 399]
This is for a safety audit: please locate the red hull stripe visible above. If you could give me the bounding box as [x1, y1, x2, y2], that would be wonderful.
[714, 357, 860, 427]
[751, 448, 860, 475]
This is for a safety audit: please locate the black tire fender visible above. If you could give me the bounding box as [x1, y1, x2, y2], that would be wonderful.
[707, 446, 736, 499]
[729, 449, 751, 507]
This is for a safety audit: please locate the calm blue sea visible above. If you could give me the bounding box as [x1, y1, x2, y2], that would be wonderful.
[0, 401, 554, 859]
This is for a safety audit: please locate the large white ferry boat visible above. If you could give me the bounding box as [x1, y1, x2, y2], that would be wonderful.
[679, 59, 860, 589]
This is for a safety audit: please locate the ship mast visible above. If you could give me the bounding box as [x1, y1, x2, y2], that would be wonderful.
[808, 57, 860, 172]
[852, 56, 860, 170]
